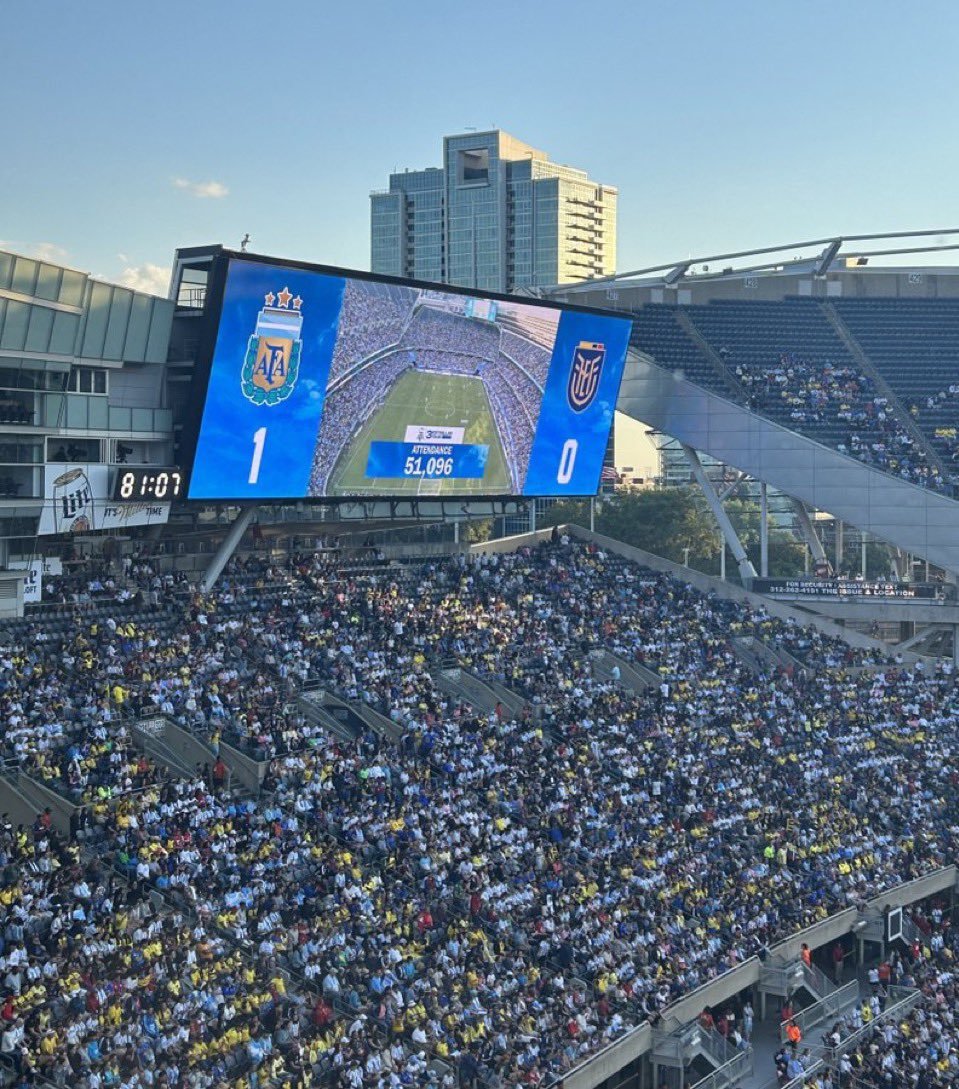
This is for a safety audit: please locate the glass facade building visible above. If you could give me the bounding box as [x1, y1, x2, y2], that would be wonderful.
[370, 131, 617, 292]
[0, 248, 174, 555]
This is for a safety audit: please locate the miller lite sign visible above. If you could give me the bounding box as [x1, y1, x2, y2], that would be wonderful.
[241, 286, 302, 406]
[52, 468, 95, 533]
[567, 340, 605, 412]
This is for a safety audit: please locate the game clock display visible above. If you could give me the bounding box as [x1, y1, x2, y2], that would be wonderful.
[187, 256, 632, 501]
[113, 467, 184, 502]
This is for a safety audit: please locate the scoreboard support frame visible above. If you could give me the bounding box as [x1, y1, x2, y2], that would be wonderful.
[201, 505, 258, 592]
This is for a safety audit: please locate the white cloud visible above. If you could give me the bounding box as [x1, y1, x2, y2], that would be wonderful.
[33, 242, 70, 263]
[0, 240, 70, 263]
[115, 263, 171, 296]
[172, 176, 229, 199]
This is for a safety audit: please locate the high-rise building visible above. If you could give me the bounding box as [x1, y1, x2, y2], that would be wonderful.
[370, 130, 617, 292]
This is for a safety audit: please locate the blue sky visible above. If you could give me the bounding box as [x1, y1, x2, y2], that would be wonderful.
[4, 0, 958, 293]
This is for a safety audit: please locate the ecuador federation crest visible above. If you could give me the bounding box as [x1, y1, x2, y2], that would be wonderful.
[241, 287, 303, 406]
[567, 340, 606, 412]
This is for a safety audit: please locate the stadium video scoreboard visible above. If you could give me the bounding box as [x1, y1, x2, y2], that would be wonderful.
[185, 253, 632, 501]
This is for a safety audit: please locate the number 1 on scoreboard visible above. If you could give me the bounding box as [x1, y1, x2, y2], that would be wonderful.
[249, 427, 267, 484]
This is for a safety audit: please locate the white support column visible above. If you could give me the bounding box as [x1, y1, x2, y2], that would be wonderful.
[791, 499, 827, 565]
[529, 500, 536, 533]
[681, 445, 757, 582]
[835, 519, 844, 576]
[760, 481, 769, 578]
[201, 506, 257, 593]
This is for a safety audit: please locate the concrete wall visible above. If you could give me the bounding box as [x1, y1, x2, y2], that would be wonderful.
[0, 775, 54, 832]
[8, 771, 76, 835]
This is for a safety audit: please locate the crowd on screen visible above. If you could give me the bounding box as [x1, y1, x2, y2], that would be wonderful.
[734, 354, 946, 492]
[398, 310, 500, 364]
[327, 283, 415, 386]
[498, 331, 550, 389]
[309, 355, 411, 495]
[0, 539, 956, 1089]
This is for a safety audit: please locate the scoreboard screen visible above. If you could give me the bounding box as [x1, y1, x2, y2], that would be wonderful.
[186, 255, 631, 501]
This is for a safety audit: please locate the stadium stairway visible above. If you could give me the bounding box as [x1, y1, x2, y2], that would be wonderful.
[0, 766, 76, 836]
[618, 348, 959, 573]
[651, 1017, 753, 1089]
[0, 764, 55, 832]
[469, 670, 532, 720]
[588, 648, 661, 692]
[345, 693, 404, 744]
[431, 661, 511, 716]
[730, 636, 805, 678]
[296, 685, 364, 744]
[130, 715, 204, 780]
[673, 307, 753, 402]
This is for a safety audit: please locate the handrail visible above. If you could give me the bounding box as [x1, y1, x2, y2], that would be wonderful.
[552, 865, 956, 1089]
[689, 1047, 752, 1089]
[820, 986, 921, 1063]
[779, 980, 859, 1043]
[771, 1058, 825, 1089]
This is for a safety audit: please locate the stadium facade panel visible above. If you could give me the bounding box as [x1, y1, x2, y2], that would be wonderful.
[0, 248, 174, 563]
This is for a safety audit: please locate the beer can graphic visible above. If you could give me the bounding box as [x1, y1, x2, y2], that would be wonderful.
[52, 468, 95, 534]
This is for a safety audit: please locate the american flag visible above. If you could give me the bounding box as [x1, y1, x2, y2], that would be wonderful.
[600, 466, 619, 484]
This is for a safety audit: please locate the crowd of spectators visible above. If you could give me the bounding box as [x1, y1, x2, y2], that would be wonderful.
[786, 904, 959, 1087]
[734, 354, 946, 491]
[1, 540, 958, 1088]
[40, 555, 184, 609]
[910, 384, 959, 474]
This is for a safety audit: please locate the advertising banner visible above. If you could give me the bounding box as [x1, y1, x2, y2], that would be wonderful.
[38, 464, 170, 536]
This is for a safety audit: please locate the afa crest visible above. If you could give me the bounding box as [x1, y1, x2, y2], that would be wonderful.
[241, 287, 303, 406]
[567, 340, 606, 412]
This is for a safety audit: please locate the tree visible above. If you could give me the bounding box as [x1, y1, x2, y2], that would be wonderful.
[541, 488, 720, 568]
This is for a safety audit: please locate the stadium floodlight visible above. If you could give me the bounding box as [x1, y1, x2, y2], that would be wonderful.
[663, 262, 690, 285]
[814, 239, 843, 277]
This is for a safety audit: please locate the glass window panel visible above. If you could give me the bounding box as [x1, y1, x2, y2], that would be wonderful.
[49, 310, 77, 355]
[88, 398, 108, 428]
[66, 395, 89, 428]
[11, 257, 36, 296]
[0, 301, 29, 351]
[34, 265, 60, 302]
[24, 306, 54, 353]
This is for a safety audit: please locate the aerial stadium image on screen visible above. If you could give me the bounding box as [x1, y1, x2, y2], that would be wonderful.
[186, 255, 632, 501]
[311, 279, 558, 497]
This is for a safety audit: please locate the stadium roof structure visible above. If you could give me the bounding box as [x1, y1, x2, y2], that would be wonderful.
[548, 228, 959, 580]
[551, 226, 959, 293]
